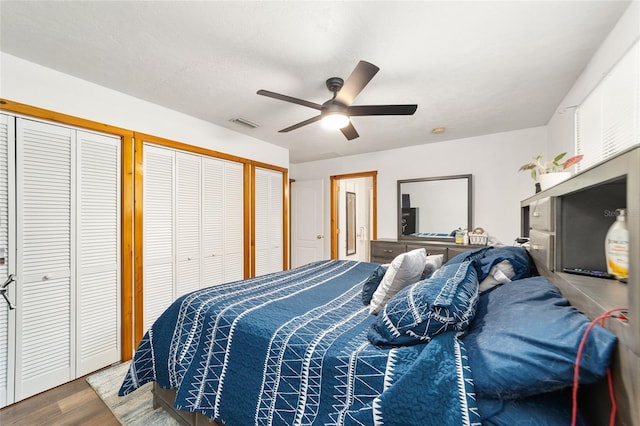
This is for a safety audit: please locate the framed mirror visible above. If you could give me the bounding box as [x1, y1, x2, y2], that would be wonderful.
[397, 174, 472, 242]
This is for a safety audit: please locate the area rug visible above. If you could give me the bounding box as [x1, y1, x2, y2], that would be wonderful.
[86, 362, 178, 425]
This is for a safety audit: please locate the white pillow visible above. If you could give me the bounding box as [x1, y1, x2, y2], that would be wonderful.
[369, 248, 427, 314]
[422, 254, 444, 279]
[478, 259, 515, 292]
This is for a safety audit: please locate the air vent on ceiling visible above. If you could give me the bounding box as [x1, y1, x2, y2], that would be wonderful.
[229, 117, 260, 129]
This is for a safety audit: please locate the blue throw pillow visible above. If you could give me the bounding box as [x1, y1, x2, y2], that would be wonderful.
[446, 246, 534, 282]
[362, 264, 389, 305]
[368, 261, 479, 346]
[462, 276, 617, 399]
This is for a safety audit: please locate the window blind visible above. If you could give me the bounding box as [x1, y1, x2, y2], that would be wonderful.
[575, 39, 639, 172]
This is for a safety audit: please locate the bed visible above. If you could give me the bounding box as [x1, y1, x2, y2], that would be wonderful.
[119, 247, 618, 425]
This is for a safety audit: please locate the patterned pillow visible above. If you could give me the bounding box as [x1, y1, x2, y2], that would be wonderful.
[369, 248, 427, 314]
[368, 261, 479, 346]
[362, 264, 389, 305]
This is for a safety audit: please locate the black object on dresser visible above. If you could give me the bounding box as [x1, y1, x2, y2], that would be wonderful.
[400, 208, 418, 235]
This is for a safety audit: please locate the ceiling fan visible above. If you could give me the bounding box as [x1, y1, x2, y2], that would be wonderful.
[257, 60, 418, 140]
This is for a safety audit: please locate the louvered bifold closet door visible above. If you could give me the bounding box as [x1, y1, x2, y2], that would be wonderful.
[202, 157, 224, 286]
[268, 171, 283, 273]
[223, 161, 244, 282]
[0, 114, 15, 407]
[175, 152, 201, 297]
[15, 119, 74, 400]
[143, 144, 175, 331]
[76, 131, 121, 376]
[254, 167, 283, 277]
[202, 158, 244, 286]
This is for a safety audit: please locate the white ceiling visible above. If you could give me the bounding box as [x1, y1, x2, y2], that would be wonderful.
[0, 1, 631, 163]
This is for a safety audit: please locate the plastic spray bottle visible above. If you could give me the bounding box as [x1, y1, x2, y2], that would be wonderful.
[605, 208, 629, 280]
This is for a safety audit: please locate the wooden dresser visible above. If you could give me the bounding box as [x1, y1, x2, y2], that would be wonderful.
[370, 239, 484, 264]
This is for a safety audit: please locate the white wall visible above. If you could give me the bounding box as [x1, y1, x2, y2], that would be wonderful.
[291, 126, 547, 256]
[547, 1, 640, 156]
[0, 53, 288, 168]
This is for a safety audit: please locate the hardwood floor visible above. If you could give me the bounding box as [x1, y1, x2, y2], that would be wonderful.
[0, 376, 119, 426]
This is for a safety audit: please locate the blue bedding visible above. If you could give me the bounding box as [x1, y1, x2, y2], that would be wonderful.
[119, 260, 480, 425]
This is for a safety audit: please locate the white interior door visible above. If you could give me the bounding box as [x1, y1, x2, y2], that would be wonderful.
[355, 185, 370, 262]
[202, 157, 225, 286]
[142, 144, 175, 331]
[254, 167, 283, 276]
[337, 177, 372, 262]
[175, 152, 201, 297]
[144, 145, 246, 329]
[291, 180, 324, 267]
[202, 158, 244, 286]
[1, 116, 121, 404]
[222, 161, 244, 282]
[269, 172, 283, 273]
[0, 114, 16, 407]
[15, 119, 75, 400]
[76, 130, 121, 376]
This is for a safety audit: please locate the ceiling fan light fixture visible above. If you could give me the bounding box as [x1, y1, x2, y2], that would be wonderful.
[322, 113, 350, 130]
[257, 60, 417, 140]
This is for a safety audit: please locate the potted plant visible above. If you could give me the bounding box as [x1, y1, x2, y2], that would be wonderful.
[519, 152, 583, 191]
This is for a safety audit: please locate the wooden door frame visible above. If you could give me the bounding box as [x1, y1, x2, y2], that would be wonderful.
[330, 171, 377, 259]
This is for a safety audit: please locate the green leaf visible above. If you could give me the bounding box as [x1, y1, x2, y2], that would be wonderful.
[519, 163, 536, 171]
[553, 152, 567, 163]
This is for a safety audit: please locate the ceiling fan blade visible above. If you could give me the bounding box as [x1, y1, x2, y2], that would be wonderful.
[257, 89, 322, 110]
[347, 104, 418, 116]
[340, 122, 359, 140]
[335, 61, 380, 106]
[278, 115, 322, 133]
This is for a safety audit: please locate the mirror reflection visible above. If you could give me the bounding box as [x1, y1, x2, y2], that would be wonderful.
[397, 174, 472, 241]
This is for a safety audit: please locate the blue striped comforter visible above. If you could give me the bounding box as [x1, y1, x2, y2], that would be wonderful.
[119, 260, 479, 425]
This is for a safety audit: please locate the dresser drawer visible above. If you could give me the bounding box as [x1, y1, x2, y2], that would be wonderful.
[370, 241, 405, 263]
[529, 196, 554, 231]
[406, 244, 447, 259]
[529, 229, 554, 271]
